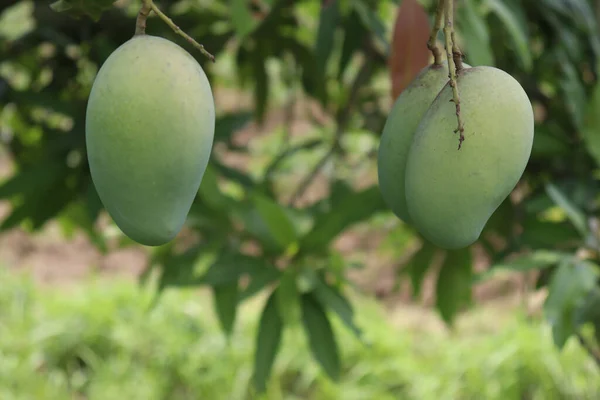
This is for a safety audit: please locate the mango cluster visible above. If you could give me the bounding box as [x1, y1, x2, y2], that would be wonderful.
[377, 63, 534, 249]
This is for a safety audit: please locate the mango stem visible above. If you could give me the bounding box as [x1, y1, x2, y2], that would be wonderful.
[427, 0, 445, 66]
[135, 0, 151, 36]
[443, 0, 465, 149]
[134, 0, 215, 62]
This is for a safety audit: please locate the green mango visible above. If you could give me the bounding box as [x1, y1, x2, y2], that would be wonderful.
[86, 34, 215, 246]
[377, 61, 470, 223]
[405, 66, 534, 249]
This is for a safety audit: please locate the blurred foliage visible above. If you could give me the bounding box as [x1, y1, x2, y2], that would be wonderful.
[1, 0, 600, 391]
[0, 270, 599, 399]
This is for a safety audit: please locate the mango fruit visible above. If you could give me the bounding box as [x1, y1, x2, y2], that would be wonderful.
[86, 34, 215, 246]
[405, 66, 534, 249]
[377, 61, 469, 223]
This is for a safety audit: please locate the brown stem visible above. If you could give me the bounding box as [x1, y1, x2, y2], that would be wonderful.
[427, 0, 445, 65]
[135, 0, 152, 36]
[443, 0, 465, 149]
[451, 30, 464, 71]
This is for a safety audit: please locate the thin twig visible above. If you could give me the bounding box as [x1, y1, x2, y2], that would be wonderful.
[149, 2, 215, 62]
[443, 0, 465, 149]
[288, 49, 375, 206]
[427, 0, 445, 65]
[135, 0, 215, 61]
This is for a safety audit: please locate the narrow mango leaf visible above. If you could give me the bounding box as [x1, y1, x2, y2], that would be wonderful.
[50, 0, 116, 20]
[313, 274, 362, 339]
[202, 252, 272, 286]
[582, 81, 600, 168]
[198, 165, 229, 211]
[574, 286, 600, 328]
[544, 258, 598, 348]
[491, 250, 570, 272]
[458, 0, 494, 66]
[389, 0, 431, 99]
[520, 216, 580, 249]
[276, 270, 300, 326]
[252, 192, 298, 248]
[238, 266, 281, 301]
[0, 160, 65, 199]
[485, 0, 532, 70]
[436, 248, 473, 325]
[301, 292, 341, 381]
[545, 182, 588, 238]
[214, 111, 253, 143]
[315, 0, 340, 74]
[559, 58, 586, 130]
[352, 0, 389, 55]
[213, 282, 239, 338]
[300, 185, 386, 254]
[231, 0, 258, 39]
[253, 290, 283, 393]
[338, 11, 367, 79]
[405, 241, 437, 299]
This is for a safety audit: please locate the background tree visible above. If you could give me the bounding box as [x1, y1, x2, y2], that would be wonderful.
[1, 0, 600, 392]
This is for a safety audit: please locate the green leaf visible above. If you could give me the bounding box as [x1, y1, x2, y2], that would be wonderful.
[458, 0, 494, 66]
[490, 250, 570, 272]
[213, 283, 239, 337]
[300, 185, 386, 253]
[544, 258, 598, 349]
[520, 216, 580, 249]
[239, 267, 281, 301]
[252, 192, 298, 248]
[436, 248, 473, 325]
[0, 160, 65, 199]
[485, 0, 532, 70]
[352, 0, 389, 55]
[301, 292, 341, 381]
[574, 286, 600, 328]
[237, 192, 299, 253]
[264, 139, 323, 179]
[231, 0, 258, 39]
[202, 252, 273, 286]
[253, 55, 269, 122]
[405, 242, 437, 299]
[253, 290, 283, 393]
[545, 182, 588, 238]
[315, 0, 340, 74]
[276, 270, 300, 326]
[157, 247, 204, 290]
[313, 274, 362, 339]
[50, 0, 116, 21]
[559, 58, 586, 130]
[582, 81, 600, 168]
[215, 111, 254, 143]
[338, 11, 367, 79]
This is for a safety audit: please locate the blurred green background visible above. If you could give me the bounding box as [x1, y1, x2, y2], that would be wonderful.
[1, 0, 600, 398]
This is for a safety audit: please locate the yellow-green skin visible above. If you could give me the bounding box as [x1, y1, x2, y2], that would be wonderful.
[377, 61, 470, 223]
[86, 35, 215, 246]
[405, 66, 534, 249]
